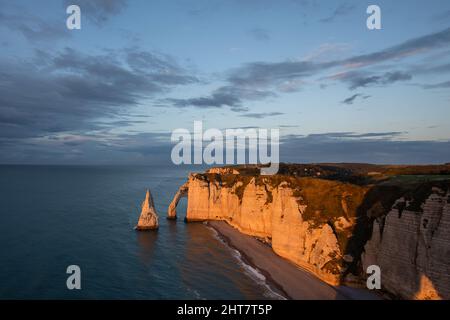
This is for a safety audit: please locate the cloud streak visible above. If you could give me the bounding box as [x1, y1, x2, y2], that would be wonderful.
[281, 133, 450, 165]
[0, 7, 69, 41]
[168, 27, 449, 109]
[423, 80, 450, 89]
[165, 86, 274, 111]
[341, 93, 370, 105]
[336, 71, 412, 90]
[320, 3, 355, 23]
[0, 47, 196, 140]
[239, 112, 284, 119]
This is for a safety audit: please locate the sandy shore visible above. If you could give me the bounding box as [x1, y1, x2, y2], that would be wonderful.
[207, 220, 381, 300]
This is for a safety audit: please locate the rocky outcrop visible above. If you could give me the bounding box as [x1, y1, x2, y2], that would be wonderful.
[170, 168, 450, 299]
[362, 188, 450, 299]
[135, 190, 159, 230]
[167, 182, 189, 219]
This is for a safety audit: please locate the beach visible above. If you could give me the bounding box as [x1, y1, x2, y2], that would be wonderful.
[207, 220, 381, 300]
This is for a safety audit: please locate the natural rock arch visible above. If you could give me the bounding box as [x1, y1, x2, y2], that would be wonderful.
[167, 182, 189, 219]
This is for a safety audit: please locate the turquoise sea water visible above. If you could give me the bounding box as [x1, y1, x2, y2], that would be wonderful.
[0, 165, 280, 299]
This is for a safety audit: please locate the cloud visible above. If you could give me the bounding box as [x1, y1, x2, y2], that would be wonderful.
[341, 94, 363, 105]
[249, 28, 270, 41]
[320, 3, 355, 23]
[2, 129, 447, 165]
[337, 71, 413, 90]
[308, 132, 405, 139]
[62, 0, 128, 25]
[228, 27, 449, 89]
[0, 131, 175, 165]
[227, 60, 326, 88]
[433, 9, 450, 21]
[423, 80, 450, 89]
[165, 27, 450, 111]
[0, 7, 69, 41]
[280, 133, 450, 164]
[0, 47, 196, 140]
[239, 112, 284, 119]
[343, 27, 450, 67]
[166, 86, 274, 110]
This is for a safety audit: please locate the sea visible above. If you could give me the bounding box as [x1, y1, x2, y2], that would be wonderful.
[0, 165, 283, 299]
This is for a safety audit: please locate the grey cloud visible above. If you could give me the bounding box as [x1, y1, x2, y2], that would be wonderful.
[344, 27, 450, 67]
[341, 94, 362, 105]
[434, 9, 450, 21]
[249, 28, 270, 41]
[320, 3, 355, 23]
[281, 133, 450, 164]
[0, 47, 196, 140]
[228, 27, 449, 89]
[413, 62, 450, 75]
[230, 106, 250, 113]
[0, 131, 175, 165]
[227, 60, 327, 88]
[2, 129, 446, 165]
[308, 132, 405, 139]
[125, 49, 198, 84]
[239, 112, 284, 119]
[0, 8, 69, 41]
[168, 91, 241, 109]
[166, 86, 274, 110]
[384, 71, 412, 82]
[166, 27, 450, 111]
[339, 71, 412, 90]
[63, 0, 128, 25]
[423, 80, 450, 89]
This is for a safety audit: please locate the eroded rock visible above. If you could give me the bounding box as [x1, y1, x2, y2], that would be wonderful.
[135, 189, 159, 231]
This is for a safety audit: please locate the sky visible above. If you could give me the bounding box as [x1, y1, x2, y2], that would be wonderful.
[0, 0, 449, 165]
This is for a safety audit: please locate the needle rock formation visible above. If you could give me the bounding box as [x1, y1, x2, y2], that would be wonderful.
[135, 189, 159, 230]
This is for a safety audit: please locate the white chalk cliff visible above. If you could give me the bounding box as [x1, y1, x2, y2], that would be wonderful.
[169, 168, 450, 299]
[362, 188, 450, 299]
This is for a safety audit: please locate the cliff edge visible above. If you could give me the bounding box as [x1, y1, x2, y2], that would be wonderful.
[169, 163, 450, 299]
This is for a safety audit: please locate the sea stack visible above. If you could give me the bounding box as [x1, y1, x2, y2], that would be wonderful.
[135, 189, 159, 231]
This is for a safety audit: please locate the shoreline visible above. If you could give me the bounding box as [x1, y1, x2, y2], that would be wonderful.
[207, 222, 291, 300]
[206, 220, 381, 300]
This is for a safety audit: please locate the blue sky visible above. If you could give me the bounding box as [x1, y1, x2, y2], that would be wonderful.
[0, 0, 449, 164]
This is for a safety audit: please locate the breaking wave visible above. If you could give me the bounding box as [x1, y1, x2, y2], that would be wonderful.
[207, 225, 287, 300]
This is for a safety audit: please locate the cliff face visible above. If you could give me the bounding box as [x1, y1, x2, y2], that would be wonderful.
[184, 172, 368, 285]
[362, 187, 450, 299]
[171, 166, 450, 299]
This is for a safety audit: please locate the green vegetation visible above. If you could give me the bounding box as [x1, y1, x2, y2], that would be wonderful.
[383, 174, 450, 185]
